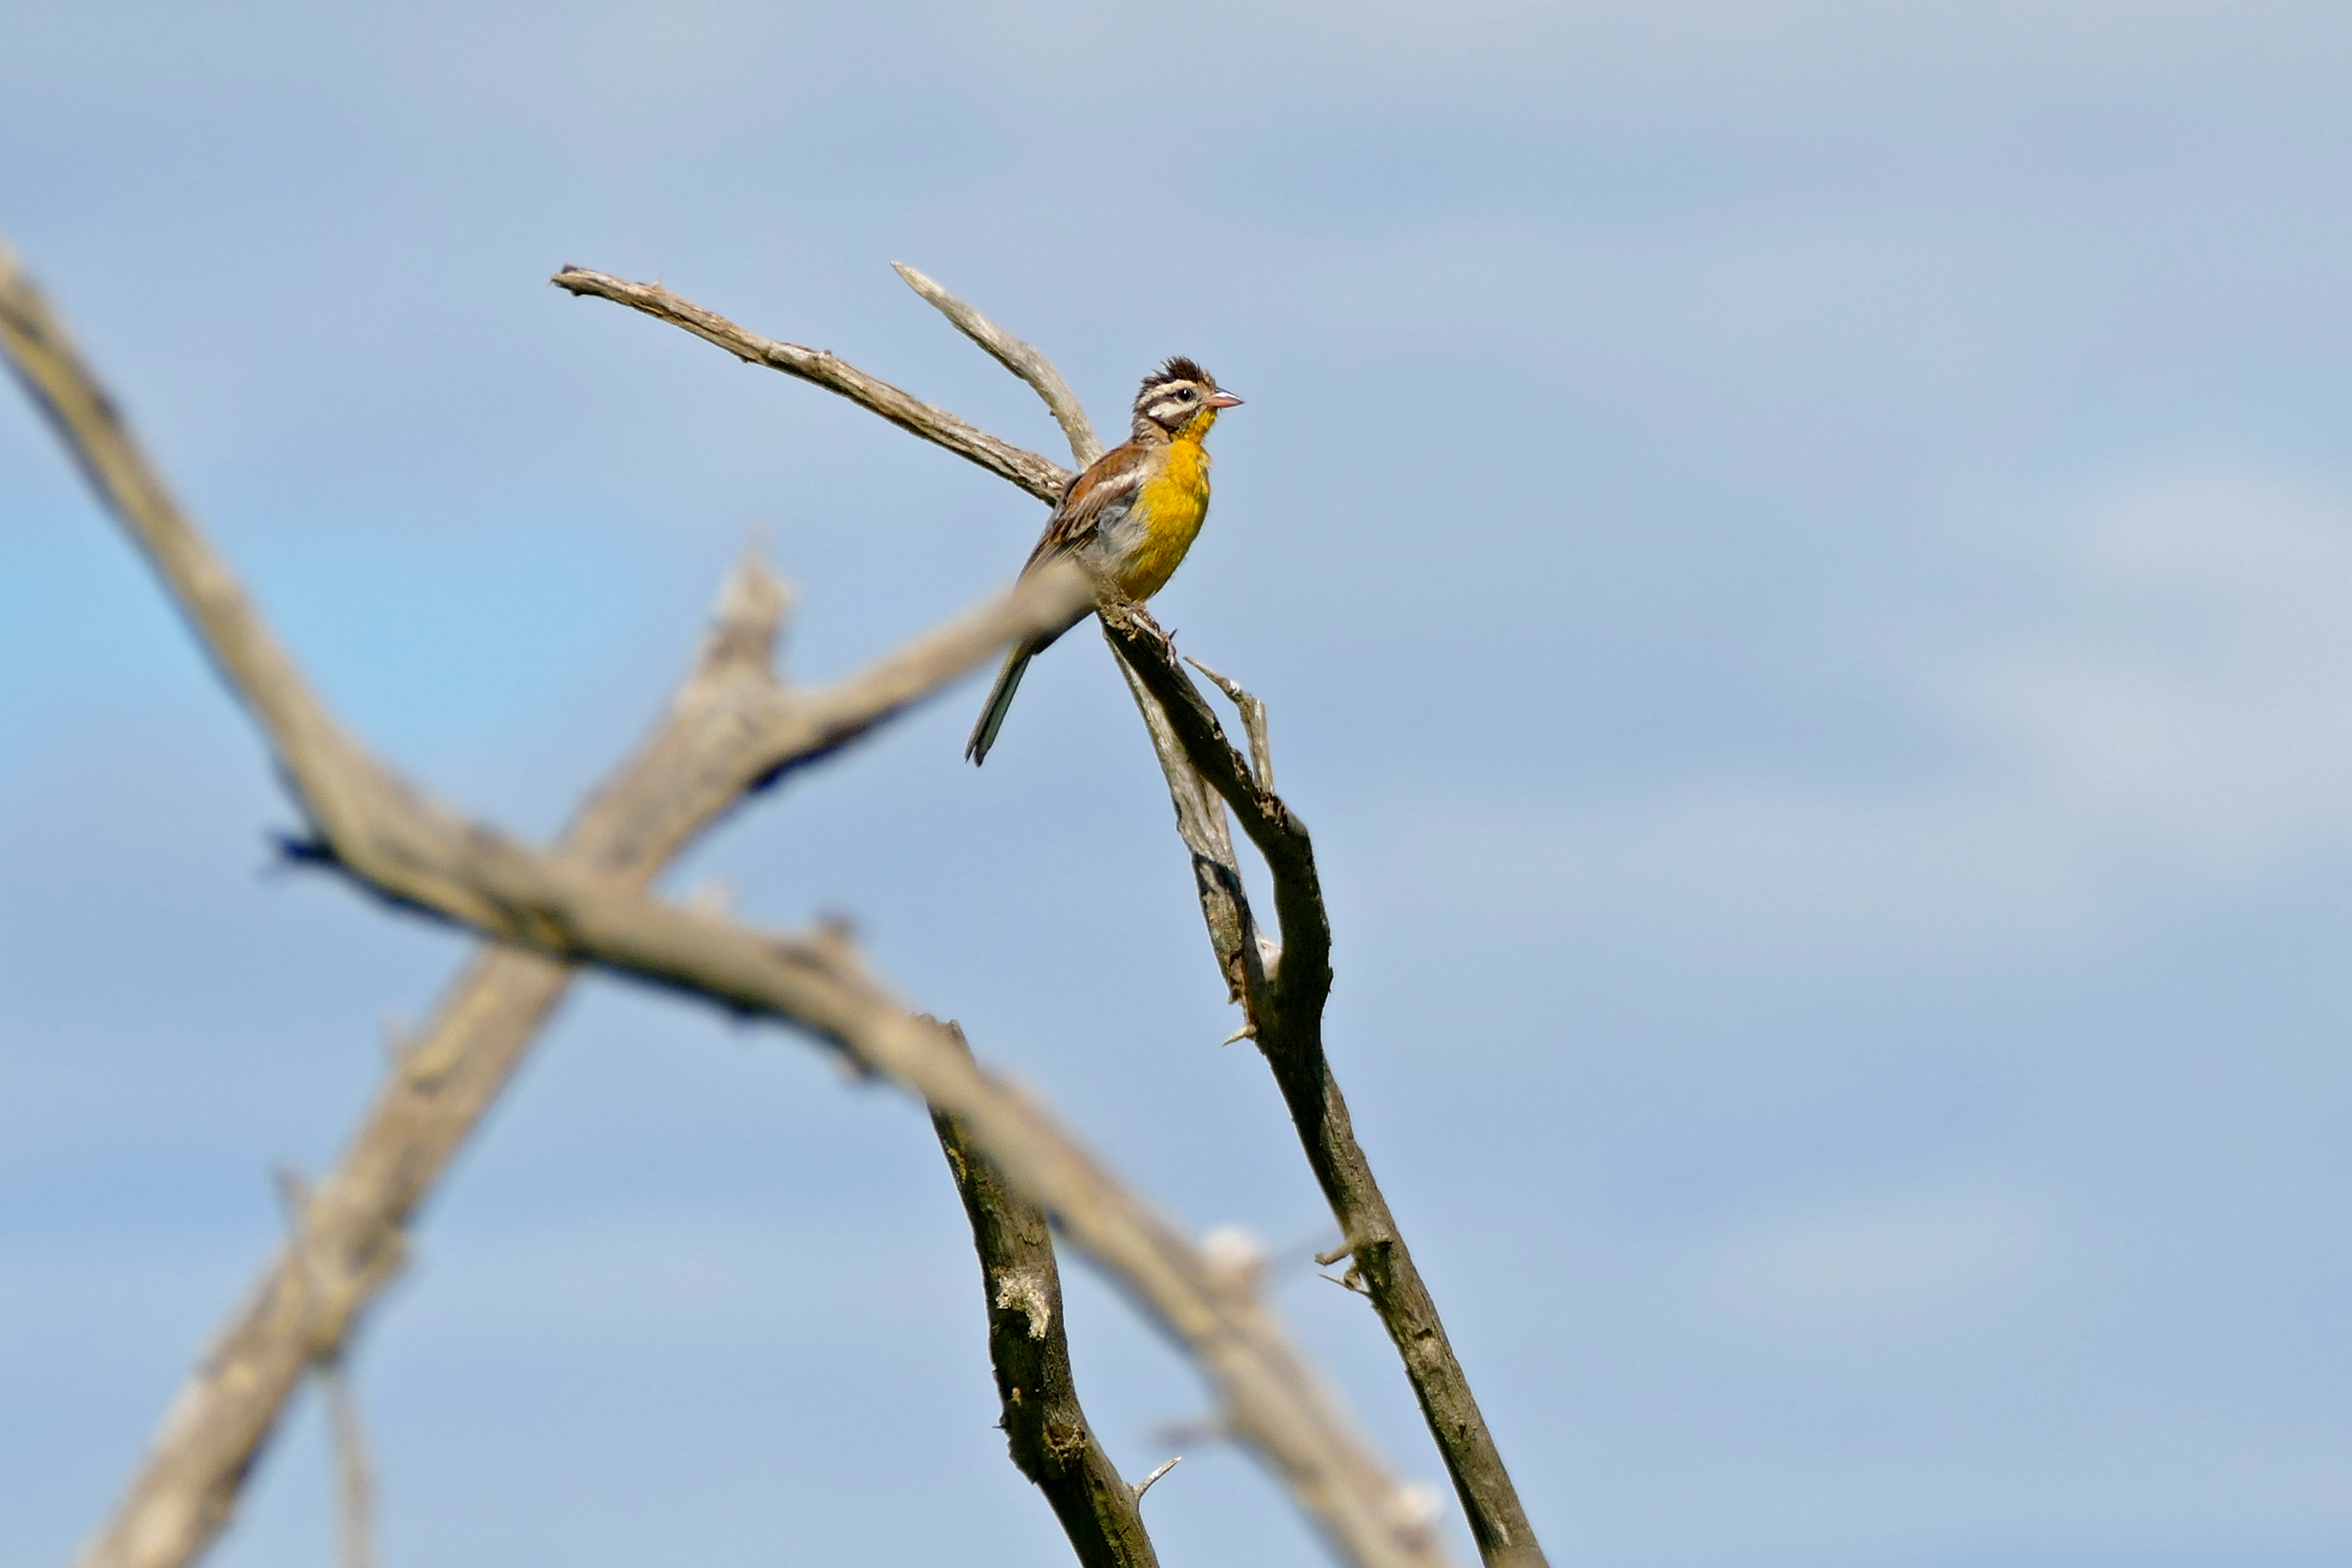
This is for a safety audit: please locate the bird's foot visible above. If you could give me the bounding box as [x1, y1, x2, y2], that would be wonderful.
[1129, 605, 1177, 657]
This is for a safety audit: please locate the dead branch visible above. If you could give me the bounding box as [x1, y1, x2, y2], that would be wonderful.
[565, 254, 1547, 1565]
[1110, 648, 1277, 1009]
[931, 1022, 1158, 1568]
[1184, 655, 1274, 794]
[892, 263, 1103, 470]
[3, 240, 1449, 1568]
[1102, 606, 1547, 1568]
[37, 535, 1083, 1568]
[319, 1362, 377, 1568]
[1099, 605, 1329, 1028]
[550, 266, 1074, 503]
[5, 237, 1081, 1568]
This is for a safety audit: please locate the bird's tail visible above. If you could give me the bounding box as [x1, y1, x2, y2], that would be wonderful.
[965, 643, 1035, 766]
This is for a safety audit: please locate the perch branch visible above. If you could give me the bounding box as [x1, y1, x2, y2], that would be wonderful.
[1103, 606, 1545, 1568]
[595, 252, 1547, 1563]
[931, 1021, 1158, 1568]
[1103, 607, 1329, 1022]
[1109, 650, 1276, 1008]
[550, 266, 1073, 503]
[4, 239, 1449, 1568]
[892, 262, 1103, 469]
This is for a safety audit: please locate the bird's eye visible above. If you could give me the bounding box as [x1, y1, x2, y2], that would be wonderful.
[1177, 387, 1197, 401]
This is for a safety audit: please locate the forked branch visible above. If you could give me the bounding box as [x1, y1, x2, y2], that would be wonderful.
[551, 265, 1073, 502]
[1185, 655, 1275, 793]
[554, 256, 1545, 1567]
[1103, 609, 1544, 1568]
[841, 256, 1550, 1568]
[55, 546, 1097, 1568]
[3, 239, 1448, 1568]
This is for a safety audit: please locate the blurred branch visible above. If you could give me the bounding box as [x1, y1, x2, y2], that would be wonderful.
[4, 239, 1448, 1568]
[931, 1021, 1159, 1568]
[48, 548, 1083, 1568]
[319, 1362, 378, 1568]
[4, 239, 1087, 1568]
[551, 265, 1074, 502]
[892, 262, 1104, 469]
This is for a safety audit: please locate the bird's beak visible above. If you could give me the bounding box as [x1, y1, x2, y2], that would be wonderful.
[1207, 390, 1243, 408]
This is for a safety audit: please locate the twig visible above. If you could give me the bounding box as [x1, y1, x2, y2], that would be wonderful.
[1131, 1458, 1182, 1503]
[1183, 655, 1274, 795]
[1102, 606, 1329, 1021]
[893, 263, 1103, 469]
[271, 1172, 379, 1568]
[550, 266, 1073, 503]
[4, 239, 1449, 1568]
[320, 1362, 378, 1568]
[930, 1022, 1158, 1568]
[1109, 648, 1275, 1008]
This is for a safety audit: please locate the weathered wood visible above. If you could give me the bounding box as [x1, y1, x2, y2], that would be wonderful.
[931, 1021, 1162, 1568]
[3, 236, 1452, 1568]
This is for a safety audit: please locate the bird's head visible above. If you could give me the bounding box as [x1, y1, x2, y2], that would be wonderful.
[1132, 357, 1242, 441]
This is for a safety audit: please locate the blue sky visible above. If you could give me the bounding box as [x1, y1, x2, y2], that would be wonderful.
[6, 3, 2352, 1565]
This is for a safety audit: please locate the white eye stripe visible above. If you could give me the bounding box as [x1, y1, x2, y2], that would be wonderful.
[1139, 386, 1207, 420]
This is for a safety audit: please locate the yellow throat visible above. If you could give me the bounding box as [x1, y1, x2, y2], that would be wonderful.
[1120, 413, 1217, 600]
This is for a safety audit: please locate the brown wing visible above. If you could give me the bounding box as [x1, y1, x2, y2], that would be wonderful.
[1021, 439, 1152, 575]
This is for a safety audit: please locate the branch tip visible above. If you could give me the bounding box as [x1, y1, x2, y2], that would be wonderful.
[891, 258, 1102, 469]
[551, 263, 1073, 501]
[1132, 1456, 1182, 1502]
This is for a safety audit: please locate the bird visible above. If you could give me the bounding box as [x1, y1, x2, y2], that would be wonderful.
[965, 356, 1242, 765]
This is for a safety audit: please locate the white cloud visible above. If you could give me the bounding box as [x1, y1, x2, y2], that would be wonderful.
[1400, 468, 2352, 964]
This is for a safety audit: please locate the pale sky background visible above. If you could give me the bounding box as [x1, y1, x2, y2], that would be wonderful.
[6, 3, 2352, 1566]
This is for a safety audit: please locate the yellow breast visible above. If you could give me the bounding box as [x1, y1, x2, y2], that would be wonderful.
[1118, 437, 1213, 600]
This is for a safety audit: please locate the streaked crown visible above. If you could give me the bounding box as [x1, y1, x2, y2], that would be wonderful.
[1132, 356, 1231, 437]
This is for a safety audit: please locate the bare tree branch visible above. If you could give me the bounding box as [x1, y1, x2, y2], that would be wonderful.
[667, 250, 1547, 1564]
[56, 560, 1086, 1568]
[891, 262, 1104, 469]
[1101, 606, 1547, 1568]
[931, 1021, 1158, 1568]
[1109, 649, 1275, 1011]
[550, 266, 1074, 503]
[270, 1172, 379, 1568]
[832, 254, 1545, 1568]
[548, 255, 1549, 1568]
[4, 241, 1087, 1568]
[1184, 655, 1274, 795]
[4, 240, 1451, 1568]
